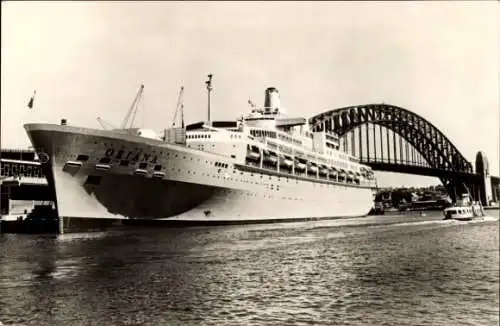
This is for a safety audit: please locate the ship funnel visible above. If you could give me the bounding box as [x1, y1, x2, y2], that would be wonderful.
[264, 87, 281, 114]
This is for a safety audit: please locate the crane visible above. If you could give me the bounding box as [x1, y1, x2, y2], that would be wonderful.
[120, 84, 145, 129]
[172, 86, 184, 128]
[96, 117, 117, 130]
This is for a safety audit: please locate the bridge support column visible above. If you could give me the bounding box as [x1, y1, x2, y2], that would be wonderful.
[475, 151, 494, 206]
[491, 182, 499, 203]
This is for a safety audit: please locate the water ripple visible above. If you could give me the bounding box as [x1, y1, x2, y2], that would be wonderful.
[0, 213, 498, 325]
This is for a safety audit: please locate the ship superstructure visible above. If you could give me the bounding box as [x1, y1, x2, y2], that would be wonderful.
[24, 80, 377, 232]
[184, 87, 372, 186]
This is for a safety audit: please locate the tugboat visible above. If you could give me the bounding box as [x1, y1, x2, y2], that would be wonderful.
[443, 193, 483, 221]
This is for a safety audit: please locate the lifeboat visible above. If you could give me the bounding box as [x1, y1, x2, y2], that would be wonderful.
[295, 160, 306, 172]
[279, 155, 293, 169]
[246, 151, 260, 161]
[308, 163, 318, 174]
[320, 165, 329, 176]
[338, 169, 346, 181]
[246, 145, 261, 161]
[354, 171, 361, 183]
[329, 166, 338, 177]
[263, 150, 278, 165]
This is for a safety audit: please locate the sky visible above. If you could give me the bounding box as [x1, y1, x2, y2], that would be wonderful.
[1, 1, 498, 187]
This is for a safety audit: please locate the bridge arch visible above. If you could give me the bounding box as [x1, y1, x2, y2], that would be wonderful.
[309, 104, 472, 173]
[309, 104, 474, 200]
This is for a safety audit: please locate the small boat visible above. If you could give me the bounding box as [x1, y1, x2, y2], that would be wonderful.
[295, 160, 306, 172]
[279, 156, 293, 169]
[308, 164, 318, 174]
[246, 145, 261, 161]
[246, 151, 260, 161]
[263, 151, 278, 165]
[443, 206, 474, 221]
[443, 193, 483, 221]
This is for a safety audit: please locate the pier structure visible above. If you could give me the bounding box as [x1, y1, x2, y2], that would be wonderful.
[1, 149, 53, 223]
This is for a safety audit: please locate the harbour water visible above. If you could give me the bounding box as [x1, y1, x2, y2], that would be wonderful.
[0, 211, 498, 325]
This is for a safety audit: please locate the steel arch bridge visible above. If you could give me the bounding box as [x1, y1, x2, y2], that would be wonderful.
[308, 104, 480, 202]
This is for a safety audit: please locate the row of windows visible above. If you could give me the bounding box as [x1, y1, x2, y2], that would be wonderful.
[251, 129, 306, 148]
[1, 151, 36, 161]
[326, 142, 340, 150]
[250, 130, 277, 139]
[215, 162, 229, 169]
[325, 133, 339, 141]
[0, 162, 44, 178]
[278, 133, 302, 146]
[187, 134, 212, 139]
[91, 156, 163, 171]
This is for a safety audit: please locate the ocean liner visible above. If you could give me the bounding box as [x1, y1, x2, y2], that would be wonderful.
[24, 78, 377, 231]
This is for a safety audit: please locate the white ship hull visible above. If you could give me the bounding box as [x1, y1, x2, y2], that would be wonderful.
[25, 123, 374, 230]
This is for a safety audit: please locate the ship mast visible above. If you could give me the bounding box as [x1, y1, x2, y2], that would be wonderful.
[172, 86, 184, 128]
[205, 74, 213, 122]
